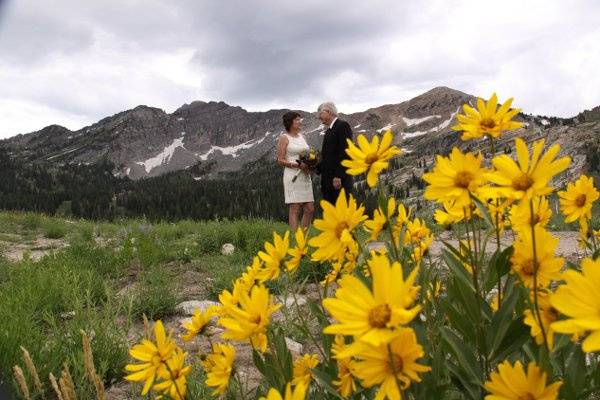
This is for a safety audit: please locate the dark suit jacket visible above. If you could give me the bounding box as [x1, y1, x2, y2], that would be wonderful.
[317, 118, 353, 200]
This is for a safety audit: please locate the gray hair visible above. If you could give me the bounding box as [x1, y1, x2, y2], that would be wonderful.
[318, 101, 338, 116]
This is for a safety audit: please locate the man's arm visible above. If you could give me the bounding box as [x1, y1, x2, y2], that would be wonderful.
[334, 121, 353, 179]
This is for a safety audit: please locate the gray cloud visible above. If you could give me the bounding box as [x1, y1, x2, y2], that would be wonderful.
[0, 0, 599, 138]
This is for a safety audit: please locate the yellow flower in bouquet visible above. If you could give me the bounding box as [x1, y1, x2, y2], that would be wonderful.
[323, 252, 421, 350]
[219, 285, 281, 352]
[551, 257, 600, 352]
[423, 147, 488, 207]
[292, 354, 319, 386]
[486, 138, 571, 201]
[452, 93, 524, 140]
[201, 342, 236, 396]
[558, 175, 599, 223]
[342, 130, 402, 188]
[351, 328, 431, 396]
[484, 360, 562, 400]
[257, 231, 290, 282]
[510, 227, 563, 289]
[309, 189, 367, 262]
[124, 320, 178, 396]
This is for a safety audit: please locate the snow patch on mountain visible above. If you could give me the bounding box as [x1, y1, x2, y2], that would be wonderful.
[402, 115, 441, 126]
[401, 108, 459, 139]
[136, 137, 185, 173]
[199, 136, 266, 160]
[377, 124, 395, 133]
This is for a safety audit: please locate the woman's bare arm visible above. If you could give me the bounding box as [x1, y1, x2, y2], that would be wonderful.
[277, 135, 296, 168]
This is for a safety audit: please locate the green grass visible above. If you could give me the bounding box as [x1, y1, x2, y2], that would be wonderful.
[0, 211, 289, 398]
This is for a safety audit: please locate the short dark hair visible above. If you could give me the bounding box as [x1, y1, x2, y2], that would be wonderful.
[282, 111, 301, 132]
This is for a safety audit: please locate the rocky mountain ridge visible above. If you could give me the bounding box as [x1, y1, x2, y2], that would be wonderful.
[2, 87, 599, 183]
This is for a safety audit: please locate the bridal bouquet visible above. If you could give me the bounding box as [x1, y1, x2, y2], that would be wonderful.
[291, 148, 319, 182]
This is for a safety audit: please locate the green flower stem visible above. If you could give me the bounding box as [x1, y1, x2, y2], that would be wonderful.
[164, 360, 186, 400]
[529, 199, 551, 358]
[289, 277, 327, 360]
[387, 343, 406, 400]
[233, 369, 248, 400]
[494, 199, 503, 308]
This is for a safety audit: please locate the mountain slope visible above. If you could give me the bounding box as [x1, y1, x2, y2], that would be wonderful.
[2, 87, 598, 183]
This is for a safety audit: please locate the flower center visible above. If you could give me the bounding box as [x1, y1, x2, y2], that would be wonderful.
[517, 394, 536, 400]
[454, 171, 474, 189]
[365, 153, 379, 165]
[152, 354, 162, 365]
[512, 173, 534, 191]
[480, 117, 496, 129]
[575, 194, 587, 207]
[521, 259, 535, 276]
[391, 354, 404, 373]
[335, 222, 350, 238]
[531, 214, 540, 225]
[368, 304, 391, 328]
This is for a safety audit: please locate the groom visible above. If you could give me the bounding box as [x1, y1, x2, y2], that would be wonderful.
[316, 102, 353, 204]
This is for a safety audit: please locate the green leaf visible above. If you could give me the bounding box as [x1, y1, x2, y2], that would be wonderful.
[442, 248, 475, 292]
[483, 246, 513, 292]
[445, 361, 481, 400]
[470, 193, 494, 229]
[252, 349, 266, 375]
[440, 327, 482, 383]
[487, 278, 520, 358]
[310, 367, 345, 399]
[490, 320, 529, 363]
[439, 298, 476, 343]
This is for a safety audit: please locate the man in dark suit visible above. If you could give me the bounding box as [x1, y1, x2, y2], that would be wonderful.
[316, 102, 353, 204]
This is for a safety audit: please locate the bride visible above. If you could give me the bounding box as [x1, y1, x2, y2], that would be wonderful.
[276, 111, 315, 230]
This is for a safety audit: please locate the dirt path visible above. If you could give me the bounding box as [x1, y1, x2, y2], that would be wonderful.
[0, 236, 68, 262]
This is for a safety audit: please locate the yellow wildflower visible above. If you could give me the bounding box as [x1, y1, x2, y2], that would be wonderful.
[124, 320, 177, 396]
[201, 342, 236, 396]
[484, 360, 561, 400]
[551, 257, 600, 352]
[257, 231, 290, 282]
[352, 328, 431, 396]
[286, 228, 308, 273]
[342, 130, 402, 187]
[309, 189, 367, 262]
[153, 349, 191, 400]
[452, 93, 524, 140]
[292, 354, 319, 386]
[260, 382, 307, 400]
[423, 147, 488, 207]
[523, 291, 558, 350]
[558, 175, 599, 223]
[486, 138, 571, 201]
[509, 196, 551, 234]
[364, 197, 396, 242]
[323, 252, 421, 349]
[510, 227, 564, 289]
[181, 306, 218, 341]
[219, 285, 281, 352]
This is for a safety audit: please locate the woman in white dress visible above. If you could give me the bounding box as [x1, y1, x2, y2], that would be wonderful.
[277, 111, 315, 230]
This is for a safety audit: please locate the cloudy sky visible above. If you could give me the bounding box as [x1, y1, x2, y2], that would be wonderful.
[1, 0, 599, 138]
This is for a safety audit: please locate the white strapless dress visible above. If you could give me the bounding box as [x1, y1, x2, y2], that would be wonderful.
[282, 133, 314, 204]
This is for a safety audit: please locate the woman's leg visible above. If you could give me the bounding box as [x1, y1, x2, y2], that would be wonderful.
[300, 202, 315, 229]
[289, 203, 301, 231]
